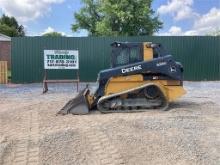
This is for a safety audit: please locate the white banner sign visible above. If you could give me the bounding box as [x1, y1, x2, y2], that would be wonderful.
[44, 50, 79, 69]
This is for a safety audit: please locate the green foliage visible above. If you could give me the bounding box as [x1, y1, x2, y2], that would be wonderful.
[72, 0, 163, 36]
[0, 24, 17, 36]
[42, 32, 64, 37]
[206, 29, 220, 36]
[0, 14, 25, 37]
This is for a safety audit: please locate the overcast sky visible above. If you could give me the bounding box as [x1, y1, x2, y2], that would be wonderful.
[0, 0, 219, 36]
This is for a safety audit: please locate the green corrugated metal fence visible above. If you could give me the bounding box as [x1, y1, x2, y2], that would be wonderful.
[11, 36, 220, 83]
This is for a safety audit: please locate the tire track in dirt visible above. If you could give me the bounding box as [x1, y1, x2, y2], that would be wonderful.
[2, 111, 39, 165]
[81, 116, 125, 165]
[39, 115, 124, 165]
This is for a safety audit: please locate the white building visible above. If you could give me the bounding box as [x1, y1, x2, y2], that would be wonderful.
[0, 33, 11, 41]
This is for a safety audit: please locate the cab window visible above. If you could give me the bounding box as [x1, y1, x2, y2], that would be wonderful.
[115, 48, 129, 66]
[153, 48, 159, 58]
[130, 47, 141, 62]
[113, 46, 142, 67]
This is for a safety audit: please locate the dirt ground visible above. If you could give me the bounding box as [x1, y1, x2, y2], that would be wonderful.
[0, 82, 219, 165]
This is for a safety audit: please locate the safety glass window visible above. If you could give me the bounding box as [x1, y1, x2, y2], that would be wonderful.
[115, 48, 129, 66]
[130, 47, 141, 62]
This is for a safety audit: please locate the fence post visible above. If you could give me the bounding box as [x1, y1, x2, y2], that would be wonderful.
[0, 61, 8, 84]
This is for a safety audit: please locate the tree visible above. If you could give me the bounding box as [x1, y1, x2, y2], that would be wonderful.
[206, 29, 220, 36]
[42, 32, 64, 37]
[0, 24, 17, 37]
[0, 14, 25, 37]
[72, 0, 162, 36]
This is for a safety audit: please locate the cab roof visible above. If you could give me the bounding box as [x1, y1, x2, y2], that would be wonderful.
[111, 41, 162, 48]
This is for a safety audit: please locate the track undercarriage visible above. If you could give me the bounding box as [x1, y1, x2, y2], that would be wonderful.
[58, 83, 169, 115]
[97, 84, 168, 113]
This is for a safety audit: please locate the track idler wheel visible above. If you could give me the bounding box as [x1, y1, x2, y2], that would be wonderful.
[144, 85, 159, 99]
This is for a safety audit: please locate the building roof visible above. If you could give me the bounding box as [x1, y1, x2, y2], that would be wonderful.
[0, 33, 11, 41]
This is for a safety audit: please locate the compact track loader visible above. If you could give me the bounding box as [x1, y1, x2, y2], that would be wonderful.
[58, 42, 186, 115]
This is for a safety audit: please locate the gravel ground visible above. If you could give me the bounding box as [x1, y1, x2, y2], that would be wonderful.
[0, 82, 219, 165]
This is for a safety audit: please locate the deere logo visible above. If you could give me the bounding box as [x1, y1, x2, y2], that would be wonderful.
[121, 65, 142, 73]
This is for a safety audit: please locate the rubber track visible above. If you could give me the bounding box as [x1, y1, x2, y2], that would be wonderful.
[97, 83, 168, 113]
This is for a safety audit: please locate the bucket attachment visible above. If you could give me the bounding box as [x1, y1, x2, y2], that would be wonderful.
[57, 88, 90, 115]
